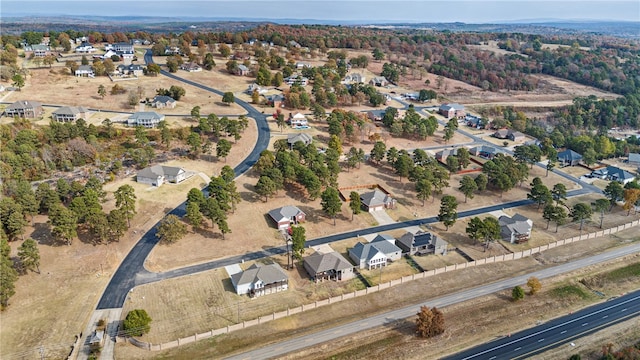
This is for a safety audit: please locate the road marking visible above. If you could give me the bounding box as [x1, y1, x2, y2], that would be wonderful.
[489, 357, 496, 360]
[514, 347, 521, 351]
[582, 322, 588, 326]
[602, 315, 608, 319]
[561, 330, 567, 334]
[538, 338, 545, 342]
[621, 308, 627, 312]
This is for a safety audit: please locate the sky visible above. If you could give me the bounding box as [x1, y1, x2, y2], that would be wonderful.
[2, 0, 639, 23]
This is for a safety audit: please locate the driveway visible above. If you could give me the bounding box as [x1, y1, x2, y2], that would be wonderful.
[370, 209, 395, 225]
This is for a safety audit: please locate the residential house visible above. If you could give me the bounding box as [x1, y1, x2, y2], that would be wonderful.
[136, 165, 187, 186]
[116, 64, 144, 76]
[285, 75, 309, 86]
[52, 106, 90, 122]
[151, 95, 177, 109]
[369, 76, 389, 87]
[366, 109, 386, 122]
[75, 41, 96, 53]
[557, 149, 583, 167]
[469, 145, 497, 159]
[164, 46, 181, 56]
[232, 52, 250, 61]
[287, 133, 313, 148]
[348, 239, 402, 270]
[303, 252, 354, 282]
[342, 73, 365, 84]
[360, 189, 395, 212]
[245, 83, 266, 95]
[265, 94, 285, 108]
[465, 115, 484, 129]
[180, 62, 202, 72]
[439, 103, 466, 119]
[508, 130, 526, 142]
[127, 111, 165, 128]
[267, 205, 306, 230]
[435, 148, 458, 162]
[3, 100, 44, 118]
[25, 44, 51, 57]
[396, 231, 448, 256]
[591, 166, 636, 185]
[75, 65, 95, 77]
[493, 129, 510, 139]
[230, 263, 289, 297]
[499, 213, 533, 244]
[627, 153, 640, 166]
[235, 64, 250, 76]
[106, 43, 134, 53]
[289, 112, 308, 127]
[295, 62, 311, 69]
[98, 50, 118, 60]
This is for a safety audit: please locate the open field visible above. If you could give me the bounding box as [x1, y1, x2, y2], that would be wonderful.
[1, 67, 246, 119]
[113, 227, 640, 359]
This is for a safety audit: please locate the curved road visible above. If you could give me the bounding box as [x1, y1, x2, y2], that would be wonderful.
[225, 242, 640, 360]
[96, 51, 270, 309]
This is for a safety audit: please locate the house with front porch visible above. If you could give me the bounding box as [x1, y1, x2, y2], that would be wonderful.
[396, 231, 448, 256]
[3, 100, 44, 118]
[136, 165, 187, 186]
[267, 205, 306, 230]
[230, 263, 289, 297]
[360, 189, 395, 212]
[499, 213, 533, 244]
[127, 111, 165, 128]
[52, 106, 90, 122]
[348, 239, 402, 270]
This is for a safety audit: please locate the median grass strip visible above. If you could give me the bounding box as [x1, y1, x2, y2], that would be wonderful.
[551, 284, 593, 300]
[603, 262, 640, 281]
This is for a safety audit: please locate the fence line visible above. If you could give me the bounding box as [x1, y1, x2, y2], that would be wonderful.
[126, 220, 639, 351]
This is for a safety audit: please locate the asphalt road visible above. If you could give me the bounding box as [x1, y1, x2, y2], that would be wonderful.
[96, 51, 270, 310]
[225, 242, 640, 360]
[445, 290, 640, 360]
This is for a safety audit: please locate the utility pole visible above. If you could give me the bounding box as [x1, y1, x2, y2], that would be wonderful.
[39, 345, 44, 360]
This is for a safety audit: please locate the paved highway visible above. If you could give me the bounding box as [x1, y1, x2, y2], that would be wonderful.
[96, 51, 271, 309]
[445, 290, 640, 360]
[225, 243, 640, 360]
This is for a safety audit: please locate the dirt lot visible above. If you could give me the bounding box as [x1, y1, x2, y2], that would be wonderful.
[113, 228, 640, 359]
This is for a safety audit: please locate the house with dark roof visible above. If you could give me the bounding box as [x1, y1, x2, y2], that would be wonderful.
[469, 145, 497, 159]
[267, 206, 306, 230]
[439, 103, 466, 119]
[557, 149, 583, 167]
[230, 263, 288, 297]
[602, 166, 635, 185]
[136, 165, 187, 186]
[151, 95, 177, 109]
[3, 100, 44, 118]
[360, 189, 395, 212]
[508, 130, 526, 142]
[349, 238, 402, 270]
[493, 129, 510, 139]
[366, 109, 386, 122]
[52, 106, 90, 122]
[303, 251, 354, 282]
[499, 213, 533, 244]
[396, 231, 448, 256]
[116, 64, 144, 76]
[287, 133, 313, 148]
[127, 112, 165, 128]
[75, 41, 96, 53]
[265, 94, 285, 108]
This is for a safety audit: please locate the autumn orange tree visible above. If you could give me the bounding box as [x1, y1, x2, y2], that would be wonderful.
[527, 276, 542, 295]
[623, 188, 640, 216]
[416, 306, 445, 338]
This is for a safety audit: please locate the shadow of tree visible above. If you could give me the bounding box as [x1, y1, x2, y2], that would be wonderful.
[30, 222, 54, 246]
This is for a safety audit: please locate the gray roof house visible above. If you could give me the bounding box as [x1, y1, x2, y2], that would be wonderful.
[3, 100, 44, 119]
[52, 106, 90, 122]
[499, 213, 533, 244]
[235, 64, 250, 76]
[557, 149, 583, 167]
[360, 189, 395, 212]
[151, 95, 177, 109]
[435, 148, 458, 162]
[287, 133, 313, 148]
[136, 165, 187, 187]
[303, 252, 354, 282]
[369, 76, 389, 87]
[348, 239, 402, 270]
[439, 103, 466, 119]
[75, 65, 95, 77]
[627, 153, 640, 165]
[469, 145, 497, 159]
[396, 231, 448, 256]
[267, 206, 305, 230]
[230, 263, 289, 297]
[127, 112, 165, 128]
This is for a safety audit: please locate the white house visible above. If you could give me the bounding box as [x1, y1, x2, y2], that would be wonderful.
[127, 111, 165, 128]
[136, 165, 187, 186]
[348, 237, 402, 270]
[499, 213, 533, 244]
[75, 65, 95, 77]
